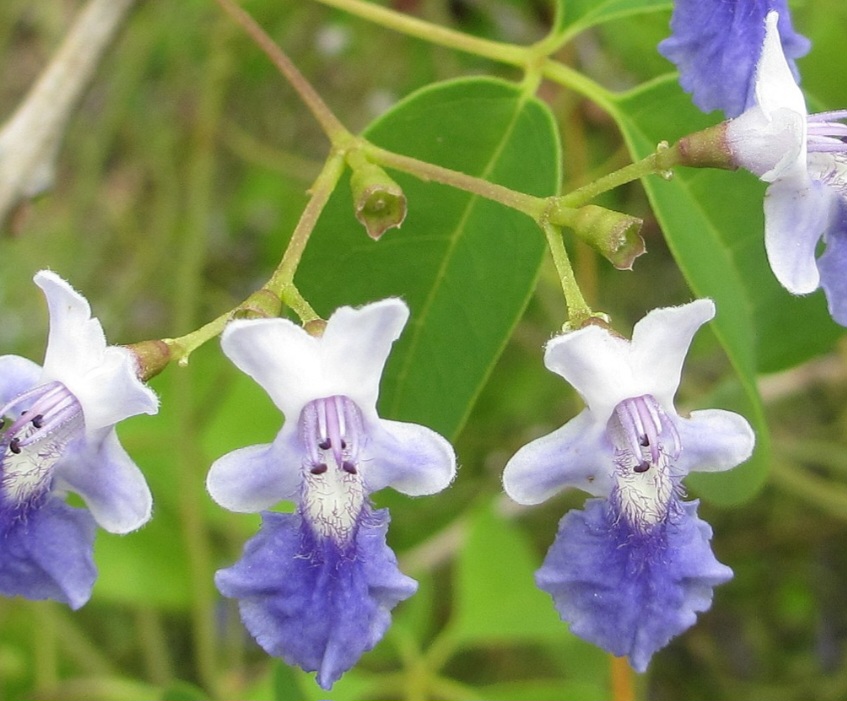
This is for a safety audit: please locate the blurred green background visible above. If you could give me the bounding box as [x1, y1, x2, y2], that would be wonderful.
[0, 1, 846, 699]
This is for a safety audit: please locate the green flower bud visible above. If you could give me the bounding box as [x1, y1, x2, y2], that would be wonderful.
[124, 339, 172, 381]
[349, 161, 407, 240]
[571, 205, 645, 271]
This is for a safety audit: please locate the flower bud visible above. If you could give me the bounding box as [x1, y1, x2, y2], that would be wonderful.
[124, 339, 172, 381]
[674, 123, 738, 170]
[349, 162, 407, 240]
[572, 205, 645, 271]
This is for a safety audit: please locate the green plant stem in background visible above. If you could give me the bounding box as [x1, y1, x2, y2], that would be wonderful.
[310, 0, 614, 106]
[32, 602, 58, 692]
[170, 16, 234, 698]
[611, 654, 636, 701]
[311, 0, 526, 66]
[215, 0, 350, 144]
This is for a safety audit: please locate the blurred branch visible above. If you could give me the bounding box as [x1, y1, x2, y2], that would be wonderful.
[0, 0, 137, 230]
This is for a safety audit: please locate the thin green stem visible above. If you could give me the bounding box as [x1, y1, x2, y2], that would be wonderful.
[311, 0, 615, 109]
[311, 0, 527, 66]
[540, 58, 616, 111]
[215, 0, 351, 144]
[561, 142, 680, 208]
[542, 221, 592, 326]
[266, 151, 347, 295]
[363, 143, 547, 219]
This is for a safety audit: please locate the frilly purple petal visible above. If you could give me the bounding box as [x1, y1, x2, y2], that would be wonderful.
[0, 498, 97, 609]
[536, 498, 732, 672]
[659, 0, 810, 117]
[216, 507, 416, 689]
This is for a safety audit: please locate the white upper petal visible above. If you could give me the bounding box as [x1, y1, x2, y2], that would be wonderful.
[220, 298, 409, 419]
[725, 11, 808, 182]
[544, 301, 712, 423]
[628, 299, 715, 410]
[34, 271, 158, 432]
[36, 270, 108, 379]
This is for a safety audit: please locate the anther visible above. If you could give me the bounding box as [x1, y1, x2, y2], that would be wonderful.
[634, 461, 650, 474]
[31, 414, 44, 429]
[342, 461, 357, 474]
[310, 463, 328, 475]
[9, 437, 21, 455]
[639, 434, 649, 447]
[318, 439, 331, 450]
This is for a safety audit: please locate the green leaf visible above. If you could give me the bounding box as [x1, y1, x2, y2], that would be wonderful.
[298, 77, 561, 439]
[450, 501, 569, 644]
[552, 0, 671, 38]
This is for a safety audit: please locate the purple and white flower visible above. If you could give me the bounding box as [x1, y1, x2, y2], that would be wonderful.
[659, 0, 809, 118]
[503, 300, 754, 671]
[0, 271, 157, 609]
[724, 11, 847, 326]
[207, 299, 455, 690]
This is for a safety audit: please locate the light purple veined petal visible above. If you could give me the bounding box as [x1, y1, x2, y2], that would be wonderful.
[628, 300, 715, 411]
[70, 346, 158, 432]
[0, 355, 42, 406]
[503, 410, 612, 505]
[764, 176, 835, 293]
[53, 429, 152, 534]
[362, 418, 455, 496]
[674, 409, 755, 476]
[817, 205, 847, 327]
[34, 271, 110, 381]
[543, 326, 640, 423]
[206, 427, 302, 512]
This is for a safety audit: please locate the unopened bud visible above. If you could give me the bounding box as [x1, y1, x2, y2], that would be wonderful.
[124, 339, 171, 382]
[674, 123, 737, 170]
[572, 205, 645, 271]
[350, 162, 407, 240]
[304, 318, 327, 337]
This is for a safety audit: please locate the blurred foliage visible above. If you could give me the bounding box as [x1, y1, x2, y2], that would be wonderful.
[0, 0, 846, 700]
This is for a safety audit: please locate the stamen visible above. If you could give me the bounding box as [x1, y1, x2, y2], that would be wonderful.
[298, 395, 367, 543]
[607, 394, 680, 531]
[0, 381, 85, 512]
